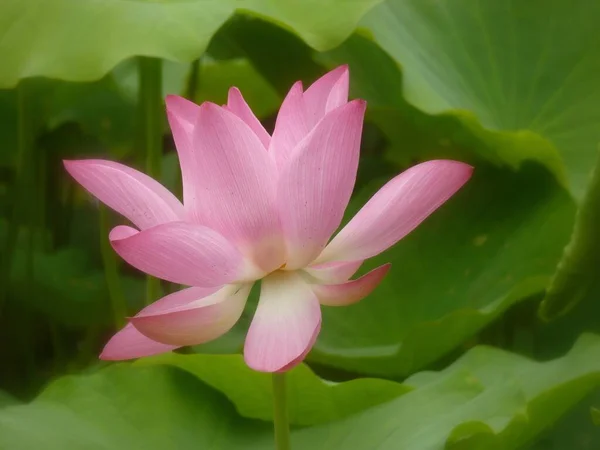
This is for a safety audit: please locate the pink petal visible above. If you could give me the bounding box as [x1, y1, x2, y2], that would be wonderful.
[304, 260, 364, 283]
[311, 264, 390, 306]
[109, 225, 138, 240]
[276, 320, 321, 373]
[64, 159, 184, 229]
[100, 323, 180, 360]
[110, 221, 244, 287]
[131, 284, 251, 346]
[165, 95, 200, 127]
[278, 100, 367, 269]
[165, 95, 201, 214]
[100, 285, 219, 360]
[269, 81, 311, 168]
[244, 271, 321, 372]
[227, 87, 271, 149]
[317, 160, 474, 263]
[303, 65, 349, 127]
[190, 102, 285, 273]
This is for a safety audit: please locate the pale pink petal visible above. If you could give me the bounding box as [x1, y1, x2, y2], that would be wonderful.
[317, 160, 474, 263]
[269, 81, 310, 168]
[109, 225, 138, 240]
[131, 284, 251, 346]
[144, 286, 222, 314]
[190, 102, 285, 273]
[110, 221, 244, 287]
[303, 65, 349, 127]
[227, 87, 271, 149]
[100, 323, 180, 360]
[278, 100, 367, 269]
[64, 159, 184, 229]
[244, 271, 321, 373]
[304, 260, 364, 283]
[165, 95, 201, 214]
[312, 264, 390, 306]
[100, 285, 220, 360]
[275, 320, 321, 373]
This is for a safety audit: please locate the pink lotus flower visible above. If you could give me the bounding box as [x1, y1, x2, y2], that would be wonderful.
[64, 66, 472, 372]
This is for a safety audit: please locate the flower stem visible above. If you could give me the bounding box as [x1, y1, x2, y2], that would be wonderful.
[1, 82, 31, 316]
[272, 372, 291, 450]
[185, 58, 201, 101]
[138, 56, 163, 306]
[99, 205, 127, 329]
[139, 56, 163, 180]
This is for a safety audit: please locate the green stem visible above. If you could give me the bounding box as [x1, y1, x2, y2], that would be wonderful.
[272, 372, 291, 450]
[185, 58, 201, 100]
[138, 56, 163, 306]
[0, 82, 31, 315]
[99, 205, 127, 329]
[36, 147, 49, 252]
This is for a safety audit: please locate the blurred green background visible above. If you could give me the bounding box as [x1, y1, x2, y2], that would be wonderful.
[1, 0, 600, 448]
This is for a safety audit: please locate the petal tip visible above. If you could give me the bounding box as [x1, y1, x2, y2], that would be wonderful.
[62, 159, 85, 173]
[166, 95, 202, 126]
[227, 86, 242, 98]
[197, 101, 226, 121]
[98, 349, 119, 361]
[314, 264, 390, 307]
[165, 94, 191, 104]
[63, 159, 77, 175]
[334, 64, 350, 80]
[351, 98, 367, 111]
[108, 225, 138, 243]
[291, 80, 304, 93]
[443, 159, 475, 181]
[165, 94, 187, 110]
[199, 100, 220, 111]
[99, 341, 130, 361]
[243, 309, 321, 373]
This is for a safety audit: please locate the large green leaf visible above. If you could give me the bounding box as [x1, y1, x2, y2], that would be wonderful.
[208, 16, 326, 95]
[318, 33, 561, 176]
[40, 77, 136, 154]
[191, 58, 280, 118]
[0, 73, 135, 169]
[360, 0, 600, 199]
[2, 335, 600, 449]
[294, 334, 600, 450]
[0, 0, 382, 87]
[0, 391, 19, 408]
[592, 407, 600, 427]
[539, 150, 600, 320]
[529, 390, 600, 450]
[0, 365, 262, 450]
[136, 353, 409, 426]
[310, 163, 575, 376]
